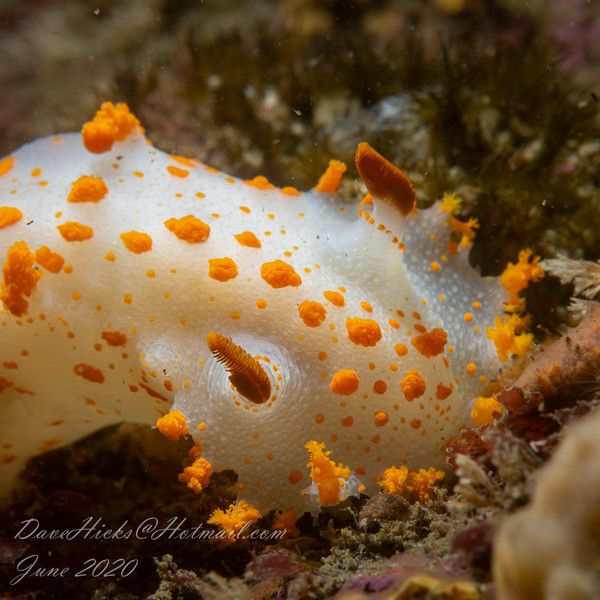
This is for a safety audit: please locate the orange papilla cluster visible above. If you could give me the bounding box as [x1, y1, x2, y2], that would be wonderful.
[81, 101, 140, 154]
[410, 328, 447, 357]
[330, 368, 360, 396]
[472, 395, 504, 426]
[156, 410, 188, 441]
[0, 206, 23, 229]
[379, 465, 444, 502]
[35, 245, 65, 273]
[120, 230, 152, 254]
[260, 260, 302, 289]
[207, 500, 262, 542]
[306, 440, 350, 506]
[179, 457, 213, 493]
[273, 508, 299, 538]
[66, 175, 108, 203]
[0, 241, 43, 317]
[500, 249, 544, 311]
[401, 369, 426, 402]
[234, 231, 261, 248]
[485, 314, 533, 361]
[315, 159, 347, 194]
[345, 317, 382, 347]
[57, 221, 94, 242]
[298, 300, 327, 327]
[164, 215, 211, 243]
[208, 257, 238, 282]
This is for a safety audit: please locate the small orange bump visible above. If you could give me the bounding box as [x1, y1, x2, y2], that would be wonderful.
[164, 215, 210, 243]
[101, 331, 127, 347]
[35, 246, 64, 273]
[401, 369, 426, 402]
[166, 165, 189, 178]
[244, 175, 275, 190]
[315, 413, 325, 424]
[73, 363, 105, 383]
[156, 410, 188, 441]
[374, 411, 389, 427]
[323, 290, 344, 307]
[0, 206, 23, 229]
[373, 380, 387, 394]
[66, 175, 108, 203]
[341, 416, 354, 427]
[57, 221, 94, 242]
[360, 301, 373, 312]
[288, 470, 303, 484]
[234, 231, 261, 248]
[466, 362, 476, 375]
[298, 300, 327, 327]
[281, 186, 300, 196]
[120, 231, 152, 253]
[0, 156, 15, 178]
[256, 299, 267, 309]
[82, 102, 140, 154]
[345, 317, 382, 347]
[435, 382, 453, 400]
[260, 260, 302, 289]
[330, 369, 360, 396]
[208, 257, 238, 282]
[104, 251, 116, 262]
[1, 241, 42, 317]
[410, 328, 447, 358]
[315, 159, 347, 193]
[394, 343, 408, 356]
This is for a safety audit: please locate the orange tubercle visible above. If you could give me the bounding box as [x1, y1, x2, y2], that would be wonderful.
[156, 410, 188, 441]
[315, 159, 347, 194]
[164, 215, 210, 243]
[0, 241, 43, 317]
[66, 176, 109, 203]
[81, 102, 140, 154]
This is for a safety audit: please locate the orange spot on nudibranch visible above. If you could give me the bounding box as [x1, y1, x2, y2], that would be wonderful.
[120, 231, 152, 253]
[35, 246, 64, 273]
[0, 206, 23, 229]
[374, 411, 389, 426]
[101, 331, 127, 347]
[345, 317, 382, 347]
[207, 332, 271, 404]
[234, 231, 261, 248]
[0, 156, 15, 178]
[208, 257, 238, 282]
[57, 222, 94, 242]
[73, 363, 105, 383]
[436, 382, 453, 400]
[410, 328, 447, 358]
[260, 260, 302, 289]
[298, 300, 327, 327]
[81, 102, 140, 154]
[179, 457, 213, 494]
[164, 215, 210, 243]
[323, 290, 345, 307]
[330, 369, 360, 396]
[156, 410, 188, 441]
[244, 175, 275, 190]
[315, 159, 347, 193]
[355, 142, 415, 216]
[401, 369, 426, 402]
[66, 176, 108, 203]
[166, 165, 189, 178]
[1, 241, 42, 317]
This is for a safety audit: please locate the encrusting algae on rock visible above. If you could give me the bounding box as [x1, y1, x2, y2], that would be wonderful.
[0, 102, 541, 520]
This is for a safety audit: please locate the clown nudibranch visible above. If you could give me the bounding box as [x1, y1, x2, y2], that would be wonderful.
[0, 103, 534, 512]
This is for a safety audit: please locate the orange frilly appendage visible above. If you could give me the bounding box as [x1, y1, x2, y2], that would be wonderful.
[305, 440, 351, 506]
[379, 465, 444, 503]
[207, 501, 262, 544]
[179, 457, 213, 494]
[0, 241, 43, 317]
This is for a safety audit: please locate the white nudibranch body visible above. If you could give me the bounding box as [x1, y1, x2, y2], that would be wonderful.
[0, 103, 510, 513]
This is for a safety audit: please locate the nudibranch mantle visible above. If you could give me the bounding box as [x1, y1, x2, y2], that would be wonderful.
[0, 103, 508, 512]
